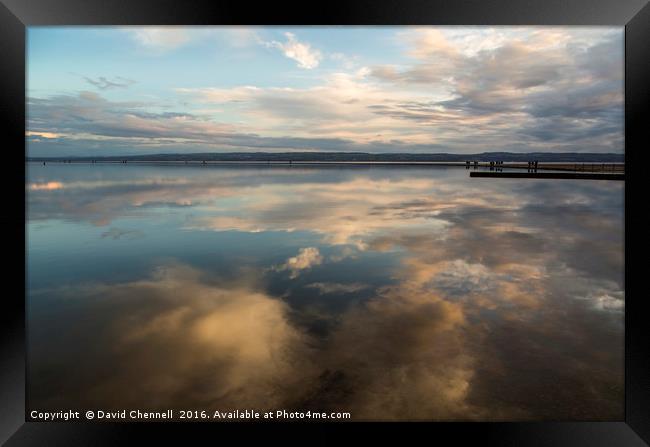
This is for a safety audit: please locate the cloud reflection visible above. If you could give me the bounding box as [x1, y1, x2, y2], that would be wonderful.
[28, 165, 624, 419]
[30, 264, 315, 411]
[274, 247, 323, 278]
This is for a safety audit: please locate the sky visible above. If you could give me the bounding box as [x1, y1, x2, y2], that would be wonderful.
[26, 26, 624, 156]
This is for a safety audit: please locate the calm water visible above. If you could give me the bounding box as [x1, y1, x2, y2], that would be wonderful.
[26, 163, 624, 420]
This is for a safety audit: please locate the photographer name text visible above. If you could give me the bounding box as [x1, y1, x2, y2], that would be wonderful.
[29, 409, 351, 421]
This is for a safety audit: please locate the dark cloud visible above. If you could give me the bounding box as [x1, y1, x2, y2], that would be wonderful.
[83, 76, 136, 90]
[100, 227, 144, 240]
[369, 30, 623, 152]
[26, 92, 453, 156]
[27, 92, 363, 155]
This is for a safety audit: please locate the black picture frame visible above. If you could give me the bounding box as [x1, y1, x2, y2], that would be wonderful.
[1, 0, 648, 445]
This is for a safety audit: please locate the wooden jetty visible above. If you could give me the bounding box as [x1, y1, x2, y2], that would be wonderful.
[470, 172, 624, 180]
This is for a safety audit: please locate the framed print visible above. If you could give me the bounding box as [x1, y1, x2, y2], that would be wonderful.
[1, 0, 648, 445]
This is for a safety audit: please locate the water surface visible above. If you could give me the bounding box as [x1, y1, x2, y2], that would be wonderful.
[27, 163, 624, 420]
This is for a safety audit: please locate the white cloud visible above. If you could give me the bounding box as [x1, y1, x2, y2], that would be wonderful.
[176, 72, 440, 146]
[577, 288, 625, 312]
[124, 27, 262, 53]
[127, 27, 193, 52]
[266, 32, 322, 69]
[25, 131, 60, 139]
[591, 293, 624, 312]
[221, 28, 261, 48]
[275, 247, 323, 278]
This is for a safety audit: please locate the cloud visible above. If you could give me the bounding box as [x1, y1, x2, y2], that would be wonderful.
[84, 76, 136, 90]
[305, 282, 369, 295]
[428, 260, 493, 295]
[188, 176, 452, 247]
[100, 227, 144, 240]
[28, 91, 389, 156]
[589, 292, 624, 312]
[265, 32, 322, 69]
[28, 164, 624, 419]
[28, 28, 623, 156]
[29, 263, 315, 410]
[26, 173, 251, 226]
[329, 52, 359, 69]
[25, 131, 60, 139]
[27, 181, 63, 191]
[27, 91, 366, 156]
[125, 27, 263, 53]
[275, 247, 323, 278]
[315, 281, 475, 419]
[29, 256, 623, 419]
[368, 27, 623, 152]
[127, 27, 193, 52]
[27, 163, 624, 299]
[175, 28, 622, 154]
[172, 70, 454, 151]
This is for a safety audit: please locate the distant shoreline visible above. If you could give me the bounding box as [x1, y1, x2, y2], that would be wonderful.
[26, 151, 624, 164]
[25, 159, 625, 174]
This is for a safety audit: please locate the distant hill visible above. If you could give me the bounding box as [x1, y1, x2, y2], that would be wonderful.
[26, 152, 624, 163]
